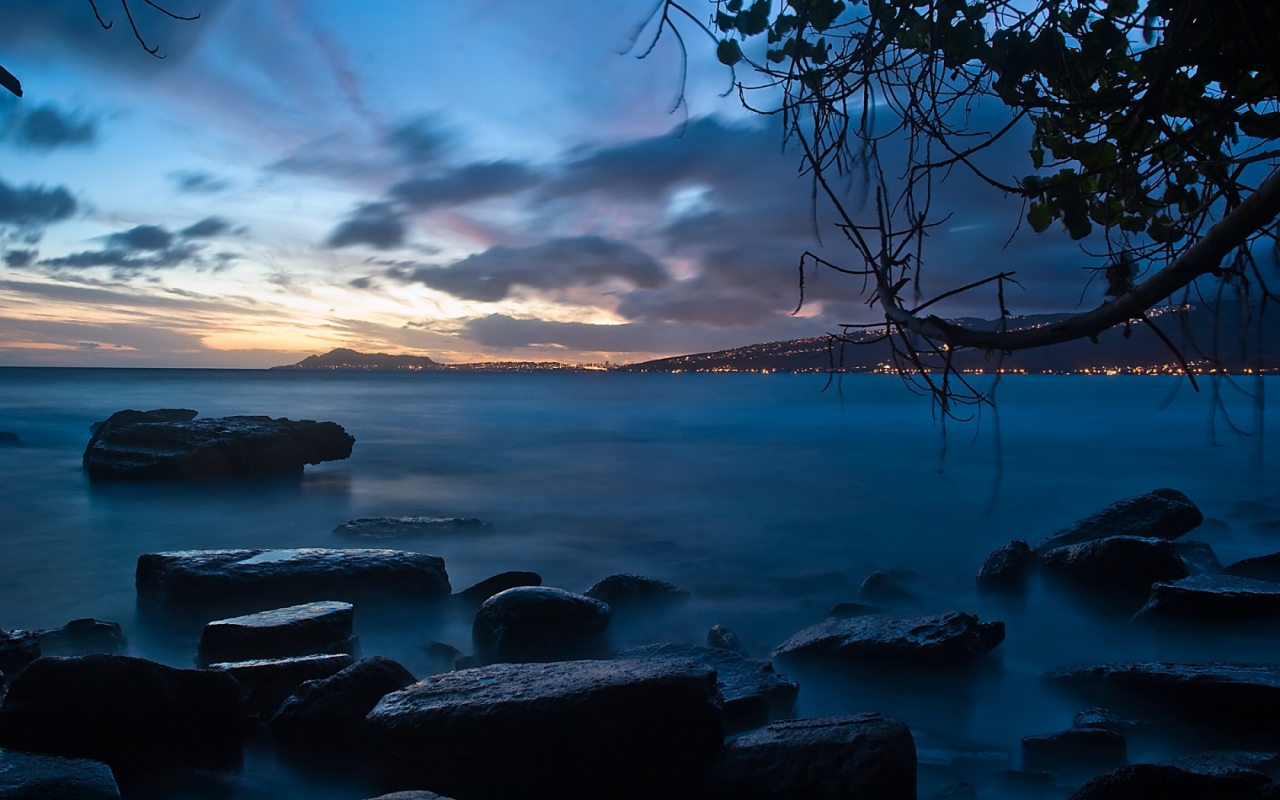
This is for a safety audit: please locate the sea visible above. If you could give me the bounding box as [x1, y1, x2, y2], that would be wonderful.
[0, 368, 1277, 798]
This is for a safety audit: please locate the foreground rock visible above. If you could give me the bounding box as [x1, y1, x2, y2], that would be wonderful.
[773, 612, 1005, 669]
[136, 548, 451, 605]
[0, 749, 120, 799]
[1040, 536, 1188, 594]
[0, 630, 39, 678]
[367, 659, 723, 797]
[37, 619, 127, 656]
[1224, 553, 1280, 584]
[472, 587, 610, 662]
[615, 643, 798, 731]
[1045, 662, 1280, 733]
[455, 571, 541, 605]
[83, 409, 355, 480]
[1034, 489, 1203, 553]
[273, 656, 415, 755]
[199, 601, 357, 665]
[976, 540, 1035, 592]
[89, 408, 196, 434]
[1022, 728, 1127, 774]
[1067, 764, 1271, 799]
[334, 517, 490, 539]
[584, 574, 690, 607]
[209, 654, 354, 720]
[1172, 750, 1280, 780]
[1133, 575, 1280, 623]
[701, 713, 916, 799]
[0, 655, 242, 778]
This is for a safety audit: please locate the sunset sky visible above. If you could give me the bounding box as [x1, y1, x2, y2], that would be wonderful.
[0, 0, 1092, 367]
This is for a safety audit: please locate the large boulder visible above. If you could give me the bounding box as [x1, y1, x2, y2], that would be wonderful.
[1021, 728, 1127, 774]
[1034, 489, 1203, 553]
[136, 548, 451, 605]
[198, 601, 358, 665]
[0, 630, 39, 679]
[1066, 764, 1269, 799]
[1040, 536, 1188, 594]
[583, 574, 690, 607]
[334, 517, 491, 540]
[0, 749, 120, 799]
[1176, 541, 1223, 575]
[272, 656, 416, 755]
[83, 410, 354, 480]
[37, 619, 127, 657]
[209, 653, 354, 720]
[454, 571, 542, 605]
[366, 659, 724, 797]
[472, 586, 611, 662]
[700, 713, 916, 799]
[976, 540, 1035, 592]
[773, 612, 1005, 669]
[615, 643, 798, 731]
[0, 655, 242, 779]
[1133, 575, 1280, 623]
[1224, 553, 1280, 584]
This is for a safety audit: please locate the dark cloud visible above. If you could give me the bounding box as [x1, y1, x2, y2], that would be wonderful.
[41, 243, 200, 271]
[348, 276, 373, 289]
[327, 202, 405, 249]
[389, 161, 540, 211]
[35, 216, 234, 274]
[3, 249, 35, 267]
[2, 102, 97, 149]
[401, 236, 668, 302]
[384, 118, 448, 165]
[105, 225, 174, 251]
[170, 170, 230, 194]
[180, 216, 231, 238]
[0, 178, 77, 225]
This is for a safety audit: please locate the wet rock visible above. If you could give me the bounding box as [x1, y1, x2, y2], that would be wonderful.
[1223, 553, 1280, 584]
[1132, 575, 1280, 623]
[83, 410, 354, 480]
[1176, 540, 1223, 575]
[1172, 750, 1280, 780]
[859, 568, 926, 603]
[1022, 728, 1127, 774]
[701, 713, 916, 800]
[773, 612, 1005, 669]
[583, 573, 690, 607]
[707, 624, 748, 656]
[0, 432, 22, 448]
[1045, 662, 1280, 733]
[366, 793, 453, 800]
[0, 749, 120, 799]
[615, 643, 798, 731]
[208, 653, 354, 720]
[1066, 764, 1268, 799]
[936, 783, 979, 800]
[0, 630, 39, 679]
[367, 658, 724, 797]
[89, 408, 196, 434]
[829, 601, 885, 618]
[272, 656, 415, 755]
[977, 540, 1035, 592]
[136, 548, 451, 605]
[37, 619, 127, 656]
[472, 586, 611, 662]
[1073, 707, 1142, 734]
[0, 654, 242, 778]
[334, 516, 491, 540]
[1040, 536, 1188, 594]
[1034, 489, 1203, 553]
[198, 601, 358, 666]
[454, 571, 541, 605]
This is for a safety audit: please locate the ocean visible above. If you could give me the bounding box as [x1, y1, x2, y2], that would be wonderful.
[0, 368, 1276, 798]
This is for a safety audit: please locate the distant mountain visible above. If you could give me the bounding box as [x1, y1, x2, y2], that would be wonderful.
[271, 348, 439, 371]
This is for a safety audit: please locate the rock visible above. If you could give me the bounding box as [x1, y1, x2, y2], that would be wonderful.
[1066, 764, 1268, 799]
[454, 571, 541, 605]
[83, 410, 354, 480]
[89, 408, 196, 434]
[0, 432, 22, 448]
[198, 601, 358, 666]
[1073, 707, 1141, 734]
[707, 624, 748, 656]
[0, 749, 120, 799]
[472, 586, 611, 662]
[1034, 489, 1203, 553]
[421, 642, 463, 672]
[1254, 520, 1280, 536]
[367, 659, 724, 796]
[976, 540, 1035, 592]
[583, 574, 691, 607]
[272, 656, 415, 755]
[936, 782, 979, 800]
[1223, 553, 1280, 584]
[615, 643, 798, 731]
[829, 601, 885, 618]
[1172, 750, 1279, 780]
[1022, 728, 1127, 774]
[1044, 662, 1280, 733]
[37, 619, 127, 656]
[208, 653, 354, 720]
[136, 548, 451, 605]
[859, 568, 923, 603]
[1176, 540, 1223, 575]
[1132, 575, 1280, 623]
[1040, 536, 1188, 594]
[0, 654, 242, 778]
[366, 793, 453, 800]
[334, 516, 491, 540]
[700, 713, 916, 799]
[0, 630, 39, 679]
[1230, 500, 1280, 521]
[773, 612, 1005, 669]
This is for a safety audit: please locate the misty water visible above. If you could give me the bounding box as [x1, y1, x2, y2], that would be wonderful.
[1, 368, 1278, 798]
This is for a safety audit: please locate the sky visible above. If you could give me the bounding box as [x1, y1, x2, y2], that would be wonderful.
[0, 0, 1096, 368]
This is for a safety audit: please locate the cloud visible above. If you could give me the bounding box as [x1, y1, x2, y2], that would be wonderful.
[35, 215, 237, 274]
[3, 249, 35, 267]
[384, 117, 448, 165]
[0, 178, 77, 225]
[41, 243, 201, 271]
[180, 216, 231, 238]
[169, 170, 231, 194]
[1, 102, 97, 149]
[389, 160, 540, 211]
[327, 202, 405, 250]
[105, 224, 174, 251]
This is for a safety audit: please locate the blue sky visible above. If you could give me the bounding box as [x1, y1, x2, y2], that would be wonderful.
[0, 0, 1091, 367]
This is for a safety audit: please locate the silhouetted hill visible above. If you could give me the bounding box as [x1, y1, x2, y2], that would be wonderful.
[271, 348, 440, 371]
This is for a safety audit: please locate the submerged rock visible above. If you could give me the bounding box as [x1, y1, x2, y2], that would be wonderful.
[272, 656, 416, 755]
[707, 624, 748, 656]
[334, 516, 490, 540]
[1073, 707, 1142, 734]
[700, 713, 916, 800]
[198, 601, 358, 665]
[0, 749, 120, 799]
[0, 630, 39, 679]
[1223, 552, 1280, 584]
[1034, 489, 1203, 553]
[976, 540, 1035, 592]
[472, 586, 611, 662]
[859, 568, 924, 603]
[583, 574, 691, 607]
[1040, 536, 1188, 594]
[1133, 575, 1280, 623]
[1230, 500, 1280, 521]
[1066, 763, 1269, 799]
[136, 548, 451, 605]
[773, 612, 1005, 669]
[0, 432, 22, 448]
[83, 410, 354, 480]
[1021, 728, 1127, 774]
[209, 653, 354, 720]
[367, 659, 724, 797]
[454, 571, 541, 605]
[1176, 540, 1223, 575]
[37, 619, 127, 656]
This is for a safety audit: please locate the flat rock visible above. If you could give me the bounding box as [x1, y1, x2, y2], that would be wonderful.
[700, 713, 916, 799]
[0, 432, 22, 448]
[0, 749, 120, 799]
[1073, 707, 1142, 734]
[367, 659, 724, 797]
[976, 540, 1035, 592]
[1040, 536, 1188, 594]
[209, 653, 354, 720]
[136, 548, 451, 605]
[199, 601, 357, 665]
[707, 624, 748, 656]
[1133, 575, 1280, 623]
[89, 408, 196, 434]
[0, 630, 39, 679]
[615, 643, 798, 731]
[1045, 662, 1280, 733]
[272, 656, 415, 755]
[1224, 553, 1280, 584]
[773, 612, 1005, 669]
[1176, 540, 1223, 575]
[455, 571, 541, 605]
[583, 573, 690, 607]
[37, 619, 127, 656]
[472, 586, 611, 662]
[1034, 489, 1203, 553]
[1067, 763, 1269, 799]
[83, 410, 354, 480]
[334, 516, 490, 540]
[0, 654, 242, 778]
[1022, 728, 1127, 774]
[366, 793, 453, 800]
[1172, 750, 1280, 780]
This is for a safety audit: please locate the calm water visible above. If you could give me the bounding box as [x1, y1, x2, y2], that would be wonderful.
[0, 369, 1277, 798]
